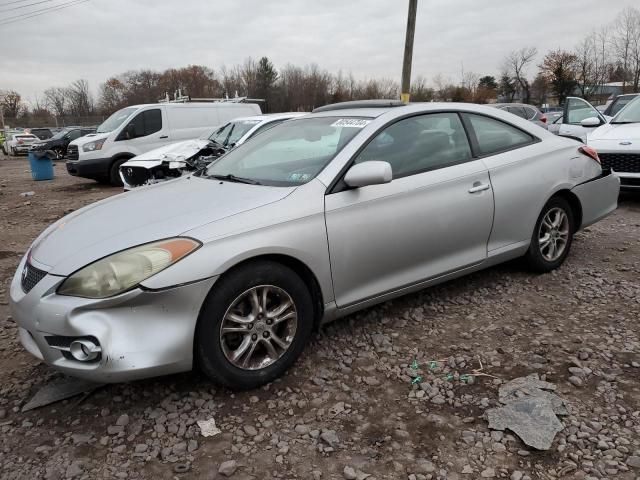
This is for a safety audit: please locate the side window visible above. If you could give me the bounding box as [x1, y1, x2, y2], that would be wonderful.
[143, 109, 162, 135]
[507, 106, 528, 119]
[68, 130, 81, 140]
[565, 98, 600, 125]
[465, 114, 534, 156]
[124, 109, 162, 139]
[354, 112, 472, 178]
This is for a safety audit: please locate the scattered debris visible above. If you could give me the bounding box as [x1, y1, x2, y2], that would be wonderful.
[22, 376, 104, 412]
[196, 417, 221, 437]
[19, 191, 35, 197]
[487, 374, 568, 450]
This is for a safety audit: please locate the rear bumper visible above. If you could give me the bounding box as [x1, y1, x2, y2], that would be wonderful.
[572, 169, 620, 229]
[66, 158, 110, 179]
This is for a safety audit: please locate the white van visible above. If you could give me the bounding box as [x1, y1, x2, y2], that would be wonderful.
[66, 102, 261, 185]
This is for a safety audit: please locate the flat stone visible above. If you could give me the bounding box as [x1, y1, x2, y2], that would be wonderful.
[627, 456, 640, 469]
[481, 467, 495, 478]
[343, 466, 357, 479]
[487, 396, 563, 450]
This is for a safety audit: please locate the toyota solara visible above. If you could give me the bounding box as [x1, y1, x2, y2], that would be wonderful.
[10, 100, 620, 389]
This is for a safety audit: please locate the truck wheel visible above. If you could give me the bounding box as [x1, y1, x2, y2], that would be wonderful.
[109, 158, 129, 186]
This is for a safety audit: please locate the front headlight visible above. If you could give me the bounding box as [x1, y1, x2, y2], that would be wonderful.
[82, 138, 106, 152]
[58, 238, 201, 298]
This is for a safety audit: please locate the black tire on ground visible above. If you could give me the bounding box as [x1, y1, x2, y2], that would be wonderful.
[195, 260, 314, 390]
[524, 196, 575, 273]
[109, 158, 129, 186]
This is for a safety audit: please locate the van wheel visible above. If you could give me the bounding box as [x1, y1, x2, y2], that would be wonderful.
[109, 158, 129, 186]
[525, 197, 574, 273]
[195, 261, 314, 390]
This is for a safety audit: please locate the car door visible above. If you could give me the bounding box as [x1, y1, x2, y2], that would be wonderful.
[559, 97, 606, 140]
[324, 112, 494, 308]
[116, 107, 168, 153]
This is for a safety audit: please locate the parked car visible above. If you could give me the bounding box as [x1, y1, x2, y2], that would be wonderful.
[120, 112, 307, 189]
[30, 126, 96, 160]
[601, 93, 640, 118]
[26, 128, 53, 140]
[489, 103, 547, 127]
[5, 133, 39, 155]
[66, 102, 262, 185]
[557, 95, 640, 190]
[10, 100, 619, 388]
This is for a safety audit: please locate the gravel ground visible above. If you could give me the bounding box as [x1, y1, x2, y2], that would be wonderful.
[0, 155, 639, 480]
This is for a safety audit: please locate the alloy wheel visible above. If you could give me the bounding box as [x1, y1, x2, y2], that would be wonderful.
[220, 285, 298, 370]
[538, 207, 570, 262]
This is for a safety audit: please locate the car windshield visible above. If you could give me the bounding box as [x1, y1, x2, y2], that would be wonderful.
[96, 107, 138, 133]
[611, 96, 640, 124]
[205, 117, 369, 186]
[207, 119, 262, 146]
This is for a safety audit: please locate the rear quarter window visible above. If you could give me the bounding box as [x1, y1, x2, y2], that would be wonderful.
[464, 113, 535, 156]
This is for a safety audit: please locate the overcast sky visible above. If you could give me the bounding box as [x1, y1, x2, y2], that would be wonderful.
[0, 0, 637, 104]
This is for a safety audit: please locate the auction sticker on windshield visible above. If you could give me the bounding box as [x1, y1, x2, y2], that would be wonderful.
[331, 119, 371, 128]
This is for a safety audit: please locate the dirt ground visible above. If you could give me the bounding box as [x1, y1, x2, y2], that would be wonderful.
[0, 155, 639, 480]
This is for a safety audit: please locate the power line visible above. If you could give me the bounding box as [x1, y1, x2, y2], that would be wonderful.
[0, 0, 33, 6]
[0, 0, 57, 13]
[0, 0, 89, 25]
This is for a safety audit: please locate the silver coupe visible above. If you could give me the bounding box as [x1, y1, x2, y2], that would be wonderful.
[10, 100, 620, 389]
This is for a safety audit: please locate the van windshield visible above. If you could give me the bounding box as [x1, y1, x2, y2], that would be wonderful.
[97, 107, 138, 133]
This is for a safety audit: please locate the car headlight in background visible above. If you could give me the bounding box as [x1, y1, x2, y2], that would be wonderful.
[58, 238, 201, 298]
[82, 138, 106, 152]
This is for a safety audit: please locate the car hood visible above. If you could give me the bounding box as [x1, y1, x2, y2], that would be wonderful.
[30, 176, 295, 275]
[588, 123, 640, 141]
[131, 139, 212, 162]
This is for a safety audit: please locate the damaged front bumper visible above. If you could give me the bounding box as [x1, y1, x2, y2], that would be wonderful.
[9, 255, 218, 383]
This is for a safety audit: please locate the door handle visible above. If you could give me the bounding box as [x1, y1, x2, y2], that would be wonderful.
[159, 135, 168, 139]
[468, 183, 490, 193]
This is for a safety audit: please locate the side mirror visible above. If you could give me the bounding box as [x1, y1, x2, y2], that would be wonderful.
[344, 161, 392, 188]
[124, 123, 136, 139]
[580, 117, 601, 128]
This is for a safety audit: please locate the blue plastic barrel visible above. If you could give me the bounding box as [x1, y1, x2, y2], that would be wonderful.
[28, 151, 54, 181]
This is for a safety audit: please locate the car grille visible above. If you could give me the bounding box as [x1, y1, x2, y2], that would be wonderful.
[599, 153, 640, 173]
[67, 144, 79, 161]
[121, 165, 150, 187]
[21, 263, 47, 293]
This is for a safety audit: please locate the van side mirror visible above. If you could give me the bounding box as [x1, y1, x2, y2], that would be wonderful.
[124, 123, 136, 139]
[580, 117, 601, 128]
[344, 161, 392, 188]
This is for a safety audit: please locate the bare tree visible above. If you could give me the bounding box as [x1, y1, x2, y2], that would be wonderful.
[44, 87, 67, 118]
[611, 7, 640, 89]
[66, 79, 93, 117]
[503, 47, 538, 103]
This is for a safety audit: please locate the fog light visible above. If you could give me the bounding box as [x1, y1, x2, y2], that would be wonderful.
[69, 339, 101, 362]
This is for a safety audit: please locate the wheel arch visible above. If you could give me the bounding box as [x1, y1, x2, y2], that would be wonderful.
[213, 253, 325, 330]
[549, 189, 583, 231]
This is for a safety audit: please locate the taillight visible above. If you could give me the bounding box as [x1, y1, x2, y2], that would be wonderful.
[579, 146, 600, 164]
[540, 114, 547, 124]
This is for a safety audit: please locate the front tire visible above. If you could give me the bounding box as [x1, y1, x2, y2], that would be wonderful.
[109, 158, 129, 186]
[196, 261, 314, 390]
[525, 197, 574, 273]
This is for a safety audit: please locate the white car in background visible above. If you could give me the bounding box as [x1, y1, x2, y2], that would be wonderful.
[559, 96, 640, 190]
[5, 133, 39, 156]
[119, 112, 306, 189]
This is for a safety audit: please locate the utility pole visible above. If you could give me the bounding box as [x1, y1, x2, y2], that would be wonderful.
[400, 0, 418, 104]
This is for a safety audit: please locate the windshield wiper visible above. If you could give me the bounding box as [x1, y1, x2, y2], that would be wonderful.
[610, 121, 637, 124]
[207, 174, 262, 185]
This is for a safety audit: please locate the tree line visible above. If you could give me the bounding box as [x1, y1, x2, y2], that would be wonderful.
[2, 6, 639, 128]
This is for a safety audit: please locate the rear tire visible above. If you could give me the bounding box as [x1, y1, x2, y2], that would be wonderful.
[195, 261, 314, 390]
[525, 197, 574, 273]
